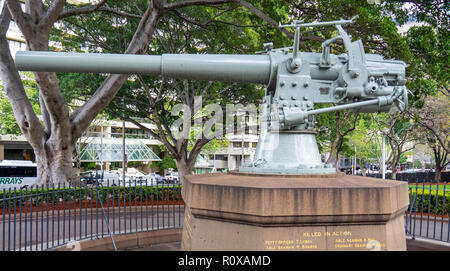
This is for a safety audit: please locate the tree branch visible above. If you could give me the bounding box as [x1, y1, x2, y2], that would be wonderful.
[0, 8, 45, 149]
[0, 0, 12, 35]
[189, 137, 212, 165]
[238, 0, 294, 39]
[70, 2, 163, 142]
[95, 6, 142, 19]
[40, 0, 65, 27]
[171, 9, 208, 30]
[164, 0, 235, 10]
[6, 0, 32, 38]
[58, 0, 110, 19]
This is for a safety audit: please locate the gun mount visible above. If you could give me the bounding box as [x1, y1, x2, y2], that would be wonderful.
[15, 17, 409, 174]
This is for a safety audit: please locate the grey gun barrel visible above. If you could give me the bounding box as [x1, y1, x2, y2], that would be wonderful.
[15, 51, 272, 84]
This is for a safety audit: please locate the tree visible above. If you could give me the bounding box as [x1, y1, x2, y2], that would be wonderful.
[286, 0, 412, 171]
[0, 0, 170, 184]
[2, 0, 443, 184]
[348, 116, 381, 175]
[0, 0, 285, 184]
[152, 153, 177, 172]
[399, 1, 449, 180]
[0, 72, 40, 135]
[373, 111, 421, 179]
[102, 8, 266, 180]
[52, 1, 290, 181]
[317, 110, 359, 168]
[409, 94, 449, 180]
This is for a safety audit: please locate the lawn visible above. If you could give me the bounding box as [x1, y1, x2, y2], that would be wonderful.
[408, 184, 450, 192]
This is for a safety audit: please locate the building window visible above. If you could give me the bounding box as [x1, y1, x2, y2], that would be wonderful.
[215, 155, 228, 161]
[233, 142, 242, 148]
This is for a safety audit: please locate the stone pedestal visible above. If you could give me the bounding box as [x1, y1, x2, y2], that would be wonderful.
[181, 172, 409, 251]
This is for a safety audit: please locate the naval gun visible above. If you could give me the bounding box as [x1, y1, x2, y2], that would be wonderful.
[15, 17, 408, 174]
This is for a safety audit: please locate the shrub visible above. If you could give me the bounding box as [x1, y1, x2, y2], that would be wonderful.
[0, 185, 182, 206]
[409, 189, 450, 215]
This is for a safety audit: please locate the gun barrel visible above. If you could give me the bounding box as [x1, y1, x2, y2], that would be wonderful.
[15, 51, 272, 84]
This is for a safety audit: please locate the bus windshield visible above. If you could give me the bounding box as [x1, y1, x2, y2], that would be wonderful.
[0, 166, 37, 177]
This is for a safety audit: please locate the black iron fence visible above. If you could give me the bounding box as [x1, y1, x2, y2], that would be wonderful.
[362, 173, 449, 243]
[0, 180, 184, 251]
[365, 171, 450, 183]
[405, 180, 449, 243]
[1, 177, 448, 251]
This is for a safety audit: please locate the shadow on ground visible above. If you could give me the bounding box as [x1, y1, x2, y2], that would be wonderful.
[127, 239, 450, 251]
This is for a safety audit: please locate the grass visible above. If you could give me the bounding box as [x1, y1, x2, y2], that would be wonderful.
[408, 184, 450, 192]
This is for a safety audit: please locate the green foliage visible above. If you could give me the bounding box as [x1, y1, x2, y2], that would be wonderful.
[391, 0, 449, 28]
[0, 73, 41, 135]
[413, 159, 423, 169]
[54, 2, 269, 138]
[44, 0, 446, 172]
[410, 189, 450, 216]
[399, 152, 409, 164]
[240, 0, 291, 48]
[82, 162, 97, 170]
[405, 25, 449, 107]
[349, 116, 379, 164]
[152, 153, 177, 171]
[0, 185, 183, 206]
[200, 138, 230, 155]
[0, 90, 21, 135]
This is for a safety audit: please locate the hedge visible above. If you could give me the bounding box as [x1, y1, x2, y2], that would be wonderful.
[410, 189, 450, 215]
[365, 172, 450, 183]
[0, 185, 182, 206]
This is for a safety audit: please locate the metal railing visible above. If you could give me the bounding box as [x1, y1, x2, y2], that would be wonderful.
[0, 180, 184, 251]
[1, 176, 448, 250]
[405, 180, 449, 243]
[83, 132, 154, 140]
[363, 171, 450, 183]
[362, 174, 449, 243]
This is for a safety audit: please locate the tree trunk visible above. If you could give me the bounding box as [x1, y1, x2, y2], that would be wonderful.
[432, 145, 447, 182]
[434, 168, 441, 182]
[391, 167, 397, 180]
[391, 155, 399, 180]
[326, 113, 341, 165]
[2, 0, 288, 186]
[361, 158, 366, 176]
[35, 143, 74, 185]
[176, 158, 195, 185]
[2, 1, 164, 185]
[421, 149, 426, 172]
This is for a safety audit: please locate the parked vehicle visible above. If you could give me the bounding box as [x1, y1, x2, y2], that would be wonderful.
[102, 171, 121, 182]
[79, 171, 121, 186]
[134, 176, 158, 186]
[79, 176, 102, 186]
[0, 160, 37, 189]
[147, 172, 162, 184]
[163, 171, 179, 183]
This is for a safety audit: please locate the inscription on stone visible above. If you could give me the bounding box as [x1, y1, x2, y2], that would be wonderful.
[181, 208, 194, 250]
[263, 230, 386, 251]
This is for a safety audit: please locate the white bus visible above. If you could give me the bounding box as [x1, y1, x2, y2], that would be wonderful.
[0, 160, 37, 189]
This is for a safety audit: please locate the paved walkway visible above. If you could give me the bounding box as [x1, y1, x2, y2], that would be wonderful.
[406, 238, 450, 251]
[130, 239, 450, 251]
[131, 241, 181, 251]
